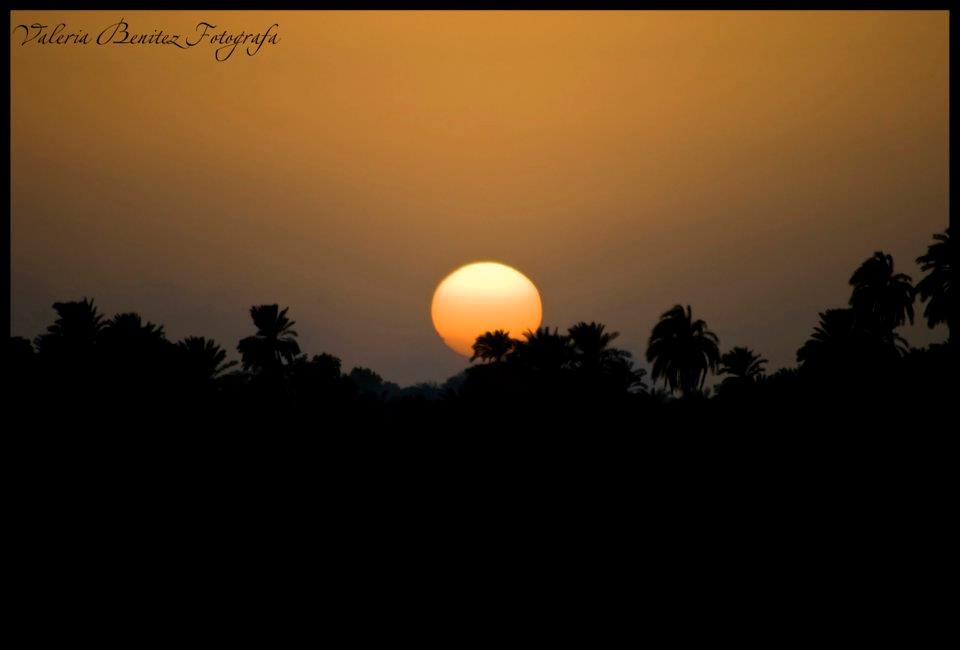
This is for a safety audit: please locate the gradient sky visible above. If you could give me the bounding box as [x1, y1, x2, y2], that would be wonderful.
[10, 10, 949, 386]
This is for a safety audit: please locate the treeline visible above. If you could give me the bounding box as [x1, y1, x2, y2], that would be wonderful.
[6, 229, 954, 433]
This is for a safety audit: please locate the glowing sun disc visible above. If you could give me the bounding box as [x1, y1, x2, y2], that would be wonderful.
[431, 261, 543, 357]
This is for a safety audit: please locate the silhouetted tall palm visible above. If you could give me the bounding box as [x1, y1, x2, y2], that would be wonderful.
[915, 228, 953, 338]
[849, 251, 914, 333]
[719, 347, 767, 381]
[514, 327, 572, 371]
[34, 297, 104, 357]
[237, 304, 301, 373]
[470, 330, 516, 363]
[177, 336, 237, 383]
[646, 305, 720, 396]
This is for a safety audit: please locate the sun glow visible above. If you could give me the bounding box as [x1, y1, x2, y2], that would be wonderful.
[431, 262, 543, 357]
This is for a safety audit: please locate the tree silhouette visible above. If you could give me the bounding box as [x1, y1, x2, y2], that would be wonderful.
[97, 312, 175, 406]
[797, 308, 905, 374]
[565, 321, 644, 395]
[34, 297, 104, 358]
[100, 312, 168, 352]
[470, 330, 517, 363]
[514, 327, 572, 372]
[287, 352, 356, 409]
[719, 347, 767, 381]
[8, 336, 34, 360]
[237, 304, 301, 373]
[849, 251, 914, 333]
[568, 321, 629, 371]
[796, 251, 916, 380]
[177, 336, 237, 384]
[601, 353, 648, 394]
[305, 352, 342, 380]
[915, 228, 953, 337]
[12, 224, 954, 433]
[32, 298, 107, 409]
[716, 346, 766, 398]
[646, 305, 720, 396]
[350, 366, 392, 396]
[797, 309, 862, 371]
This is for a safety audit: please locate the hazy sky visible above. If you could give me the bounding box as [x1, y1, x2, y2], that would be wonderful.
[10, 10, 949, 385]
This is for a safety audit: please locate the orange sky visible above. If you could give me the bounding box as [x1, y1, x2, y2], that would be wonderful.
[10, 10, 949, 385]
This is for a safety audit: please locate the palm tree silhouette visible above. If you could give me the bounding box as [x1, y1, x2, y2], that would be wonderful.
[565, 321, 642, 395]
[849, 251, 914, 333]
[915, 228, 953, 338]
[719, 347, 767, 381]
[237, 304, 301, 373]
[602, 353, 648, 394]
[470, 330, 516, 363]
[31, 298, 108, 408]
[177, 336, 238, 383]
[100, 312, 168, 349]
[34, 297, 104, 357]
[568, 321, 630, 371]
[797, 309, 860, 370]
[797, 308, 905, 373]
[717, 346, 766, 397]
[96, 312, 176, 403]
[514, 327, 572, 371]
[646, 305, 720, 396]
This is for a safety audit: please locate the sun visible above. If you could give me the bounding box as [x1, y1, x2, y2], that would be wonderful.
[431, 262, 543, 357]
